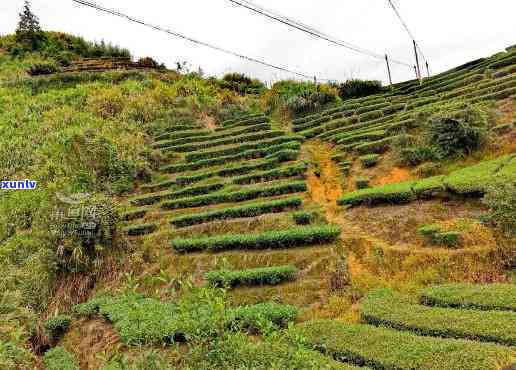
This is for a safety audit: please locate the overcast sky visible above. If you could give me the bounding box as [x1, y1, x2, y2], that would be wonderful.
[1, 0, 515, 84]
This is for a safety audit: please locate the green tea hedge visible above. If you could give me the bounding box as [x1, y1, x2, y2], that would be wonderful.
[123, 223, 158, 236]
[163, 130, 284, 153]
[161, 140, 299, 174]
[155, 123, 271, 148]
[129, 183, 225, 206]
[359, 154, 380, 168]
[169, 197, 302, 227]
[228, 302, 298, 332]
[206, 265, 298, 288]
[120, 208, 147, 222]
[232, 163, 307, 185]
[171, 224, 341, 253]
[185, 136, 302, 162]
[162, 182, 307, 210]
[361, 289, 516, 346]
[154, 129, 210, 142]
[420, 284, 516, 312]
[290, 320, 515, 370]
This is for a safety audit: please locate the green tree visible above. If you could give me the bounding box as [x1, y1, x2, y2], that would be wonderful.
[15, 1, 43, 49]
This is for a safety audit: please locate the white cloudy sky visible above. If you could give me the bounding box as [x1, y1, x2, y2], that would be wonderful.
[1, 0, 515, 84]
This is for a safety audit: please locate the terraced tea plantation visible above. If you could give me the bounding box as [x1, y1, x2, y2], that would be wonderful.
[119, 112, 343, 309]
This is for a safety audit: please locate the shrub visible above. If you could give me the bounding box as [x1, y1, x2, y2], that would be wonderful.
[426, 116, 486, 159]
[206, 265, 298, 288]
[337, 79, 383, 100]
[432, 231, 460, 247]
[418, 224, 441, 237]
[290, 320, 515, 370]
[28, 61, 59, 76]
[123, 223, 157, 236]
[355, 177, 370, 190]
[171, 225, 341, 253]
[420, 283, 516, 312]
[170, 197, 303, 227]
[292, 211, 315, 225]
[359, 154, 380, 168]
[415, 162, 441, 178]
[482, 182, 516, 237]
[43, 347, 80, 370]
[228, 303, 298, 333]
[397, 146, 436, 166]
[354, 137, 393, 155]
[361, 289, 516, 346]
[44, 315, 72, 340]
[162, 182, 307, 210]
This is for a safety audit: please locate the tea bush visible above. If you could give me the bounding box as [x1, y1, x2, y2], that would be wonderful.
[206, 265, 298, 288]
[171, 225, 341, 253]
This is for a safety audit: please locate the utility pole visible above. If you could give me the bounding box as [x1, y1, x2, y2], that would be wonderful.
[413, 65, 418, 80]
[385, 54, 393, 87]
[425, 61, 430, 78]
[413, 39, 421, 82]
[314, 75, 317, 91]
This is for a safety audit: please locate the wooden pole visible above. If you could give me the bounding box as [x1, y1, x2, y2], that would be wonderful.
[413, 39, 421, 81]
[414, 65, 418, 79]
[425, 61, 430, 78]
[385, 54, 393, 87]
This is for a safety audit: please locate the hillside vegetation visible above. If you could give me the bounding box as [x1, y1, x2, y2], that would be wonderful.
[1, 23, 515, 369]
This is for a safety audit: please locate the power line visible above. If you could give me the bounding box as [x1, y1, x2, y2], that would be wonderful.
[71, 0, 329, 81]
[226, 0, 413, 69]
[386, 0, 427, 63]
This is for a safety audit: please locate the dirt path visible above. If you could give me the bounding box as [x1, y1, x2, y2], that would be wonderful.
[303, 140, 365, 237]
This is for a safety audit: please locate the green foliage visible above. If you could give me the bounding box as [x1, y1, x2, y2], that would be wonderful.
[129, 182, 225, 206]
[170, 197, 302, 228]
[264, 80, 338, 116]
[227, 303, 298, 333]
[336, 79, 383, 100]
[43, 347, 80, 370]
[483, 182, 516, 237]
[420, 283, 516, 312]
[185, 134, 301, 162]
[418, 224, 460, 247]
[292, 211, 315, 225]
[339, 155, 516, 207]
[15, 1, 43, 50]
[361, 289, 516, 346]
[164, 130, 284, 153]
[44, 314, 72, 340]
[162, 181, 307, 210]
[206, 265, 298, 288]
[355, 177, 370, 190]
[426, 117, 486, 158]
[232, 163, 306, 185]
[73, 289, 298, 345]
[359, 154, 380, 168]
[290, 320, 515, 370]
[171, 225, 341, 253]
[218, 73, 265, 95]
[123, 223, 157, 236]
[28, 61, 59, 76]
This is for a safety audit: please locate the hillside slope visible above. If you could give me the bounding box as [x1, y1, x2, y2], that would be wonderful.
[1, 36, 515, 369]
